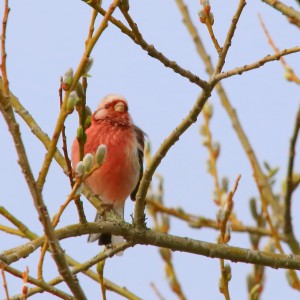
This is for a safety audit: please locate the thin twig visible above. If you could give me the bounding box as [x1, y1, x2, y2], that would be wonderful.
[0, 224, 26, 238]
[0, 205, 141, 299]
[22, 266, 29, 300]
[9, 242, 136, 300]
[59, 79, 74, 187]
[214, 0, 247, 74]
[284, 105, 300, 253]
[148, 177, 186, 300]
[36, 0, 121, 192]
[1, 0, 10, 96]
[1, 264, 10, 300]
[217, 175, 241, 300]
[215, 46, 300, 81]
[175, 0, 282, 223]
[258, 14, 300, 84]
[202, 105, 223, 204]
[2, 263, 74, 300]
[147, 199, 285, 239]
[150, 282, 166, 300]
[106, 6, 209, 90]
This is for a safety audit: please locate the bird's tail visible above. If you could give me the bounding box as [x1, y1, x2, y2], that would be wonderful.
[87, 203, 125, 254]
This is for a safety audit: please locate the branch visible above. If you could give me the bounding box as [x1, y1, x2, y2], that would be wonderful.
[134, 88, 212, 229]
[0, 90, 87, 299]
[9, 242, 139, 300]
[214, 0, 247, 74]
[0, 205, 142, 299]
[147, 199, 285, 239]
[4, 222, 300, 271]
[175, 0, 282, 222]
[1, 262, 73, 300]
[284, 105, 300, 252]
[215, 46, 300, 81]
[84, 2, 209, 90]
[36, 0, 120, 192]
[261, 0, 300, 24]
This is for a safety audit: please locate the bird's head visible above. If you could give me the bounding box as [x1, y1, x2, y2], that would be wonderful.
[93, 94, 131, 122]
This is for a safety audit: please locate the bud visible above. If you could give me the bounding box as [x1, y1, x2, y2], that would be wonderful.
[208, 12, 214, 25]
[77, 126, 87, 144]
[221, 177, 229, 193]
[75, 82, 85, 99]
[82, 57, 94, 76]
[96, 144, 107, 165]
[249, 198, 258, 220]
[75, 98, 83, 112]
[62, 68, 73, 90]
[83, 153, 94, 173]
[75, 161, 85, 177]
[84, 115, 91, 129]
[284, 66, 293, 81]
[198, 10, 206, 23]
[199, 124, 207, 136]
[85, 106, 92, 118]
[204, 4, 211, 15]
[224, 264, 232, 281]
[212, 142, 220, 159]
[216, 208, 225, 223]
[224, 223, 231, 243]
[77, 126, 84, 140]
[202, 103, 213, 119]
[67, 91, 79, 114]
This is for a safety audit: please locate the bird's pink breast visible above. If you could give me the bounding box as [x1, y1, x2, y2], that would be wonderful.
[72, 121, 140, 204]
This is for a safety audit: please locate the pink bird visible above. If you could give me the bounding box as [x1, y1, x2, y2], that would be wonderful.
[72, 94, 145, 246]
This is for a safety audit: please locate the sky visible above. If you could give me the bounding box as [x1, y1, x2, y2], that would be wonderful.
[1, 0, 300, 299]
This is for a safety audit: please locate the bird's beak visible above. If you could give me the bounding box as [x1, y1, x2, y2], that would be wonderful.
[114, 102, 125, 112]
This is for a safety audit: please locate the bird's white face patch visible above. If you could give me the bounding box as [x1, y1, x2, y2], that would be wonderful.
[99, 94, 127, 109]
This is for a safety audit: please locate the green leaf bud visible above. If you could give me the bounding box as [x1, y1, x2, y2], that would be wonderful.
[83, 153, 94, 173]
[203, 103, 213, 119]
[84, 115, 91, 129]
[62, 68, 73, 90]
[75, 161, 85, 177]
[75, 82, 85, 99]
[96, 144, 107, 165]
[82, 57, 94, 76]
[67, 91, 79, 114]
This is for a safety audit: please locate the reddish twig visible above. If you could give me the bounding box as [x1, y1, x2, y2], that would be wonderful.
[1, 264, 10, 300]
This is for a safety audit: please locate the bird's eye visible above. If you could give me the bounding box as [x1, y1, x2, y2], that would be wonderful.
[104, 104, 109, 109]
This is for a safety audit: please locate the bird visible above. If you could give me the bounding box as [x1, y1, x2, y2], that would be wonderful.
[71, 94, 145, 247]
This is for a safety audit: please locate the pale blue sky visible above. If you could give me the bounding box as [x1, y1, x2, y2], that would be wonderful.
[1, 0, 300, 299]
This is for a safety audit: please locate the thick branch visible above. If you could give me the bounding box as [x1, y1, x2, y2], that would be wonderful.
[261, 0, 300, 23]
[3, 222, 300, 271]
[134, 88, 212, 229]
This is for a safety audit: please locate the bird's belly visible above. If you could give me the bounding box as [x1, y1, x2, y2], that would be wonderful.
[85, 145, 140, 204]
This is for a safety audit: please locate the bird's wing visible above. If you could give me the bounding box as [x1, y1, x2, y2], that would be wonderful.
[130, 125, 145, 201]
